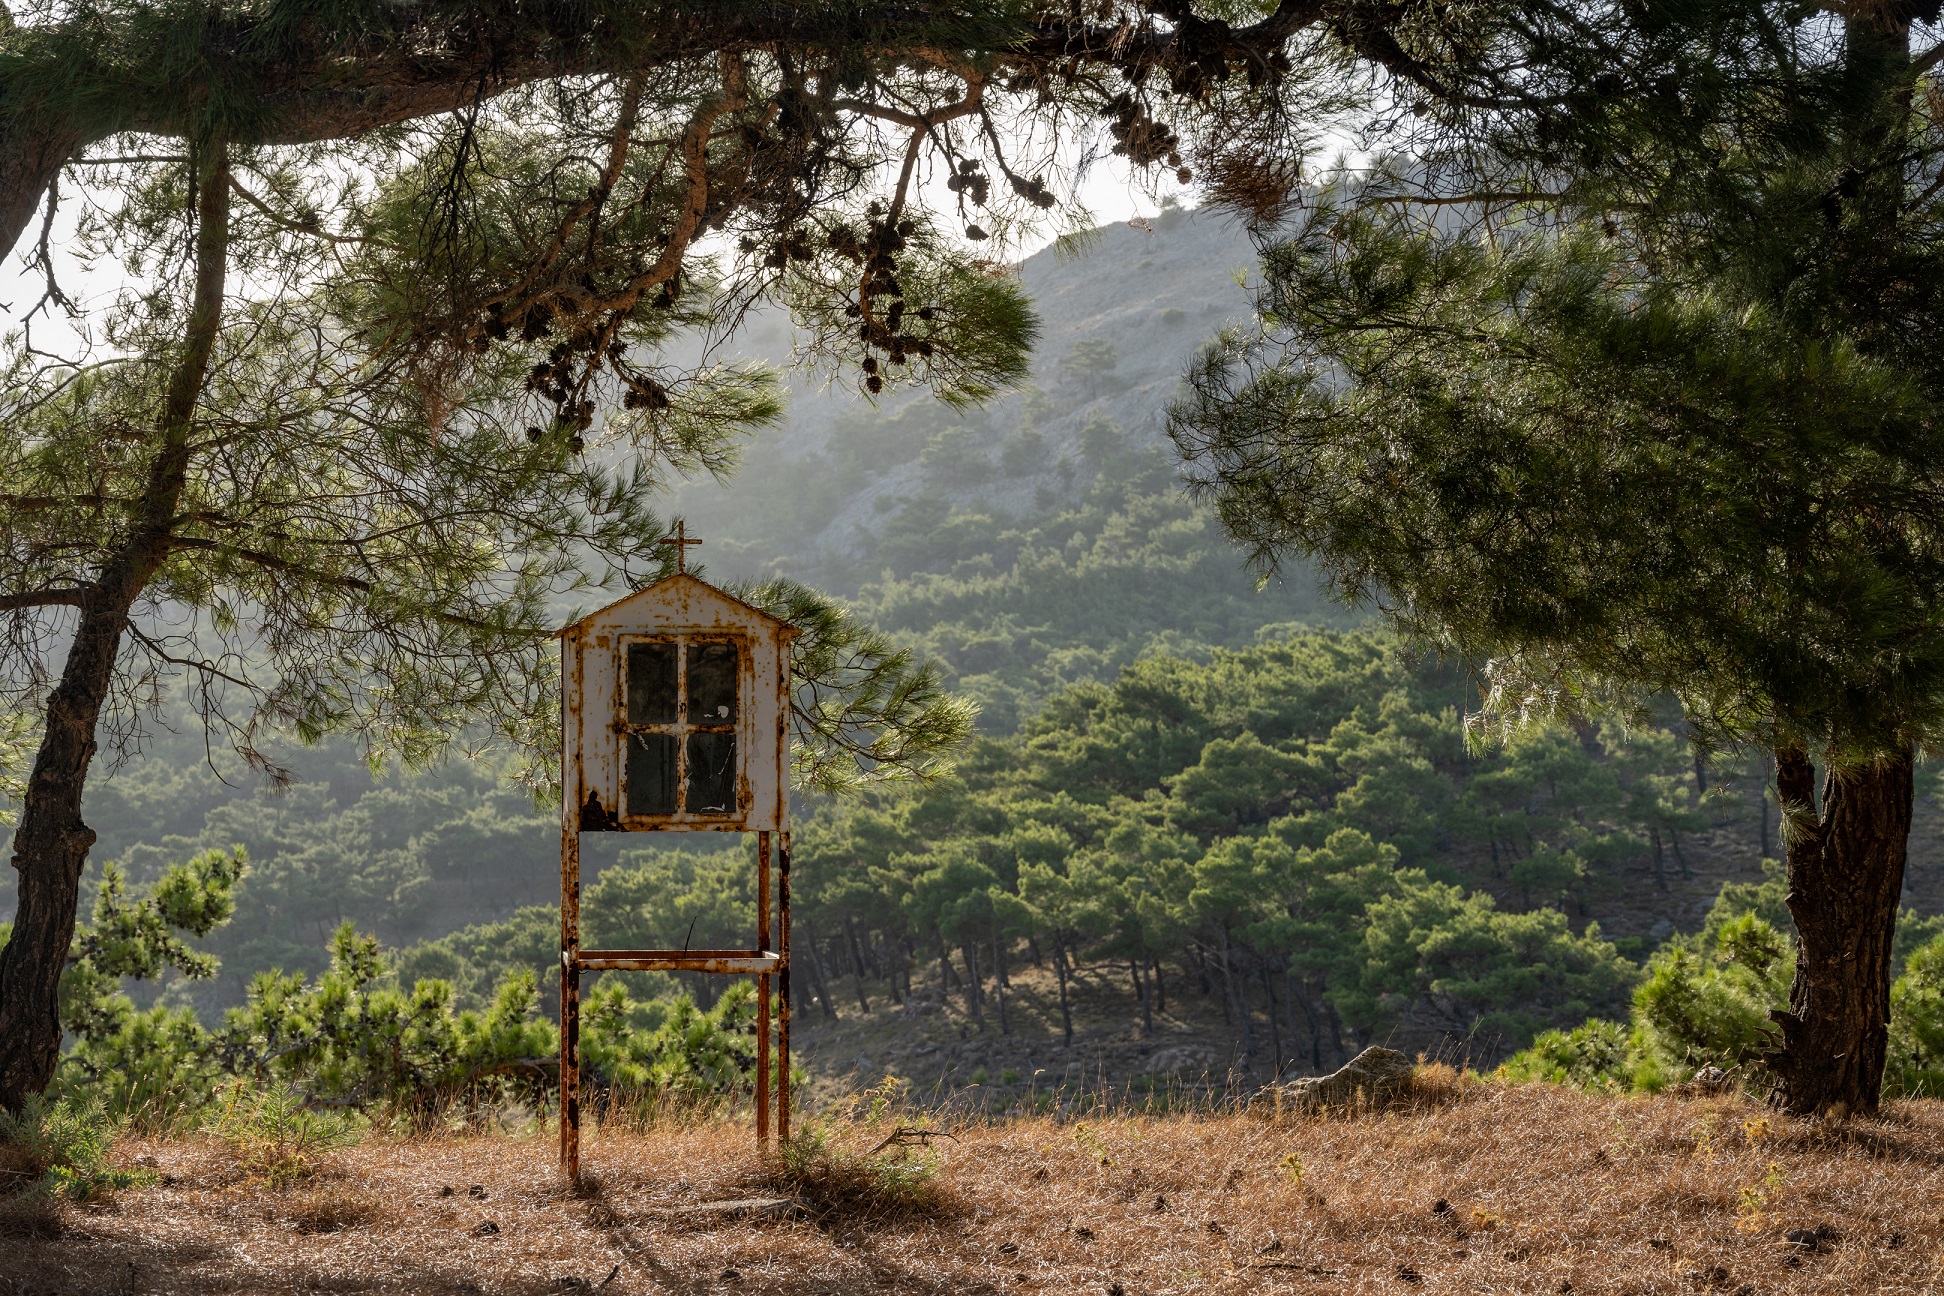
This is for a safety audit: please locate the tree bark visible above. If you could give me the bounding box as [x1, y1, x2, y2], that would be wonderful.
[1768, 744, 1913, 1117]
[962, 941, 984, 1026]
[845, 915, 870, 1014]
[0, 144, 230, 1111]
[992, 934, 1010, 1036]
[1260, 964, 1282, 1077]
[1052, 930, 1074, 1046]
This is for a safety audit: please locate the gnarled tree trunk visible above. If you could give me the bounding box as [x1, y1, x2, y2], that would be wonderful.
[1769, 744, 1914, 1117]
[0, 145, 229, 1112]
[0, 596, 125, 1108]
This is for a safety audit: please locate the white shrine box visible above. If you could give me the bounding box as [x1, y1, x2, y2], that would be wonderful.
[558, 573, 798, 834]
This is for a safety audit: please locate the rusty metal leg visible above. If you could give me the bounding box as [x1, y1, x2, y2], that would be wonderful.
[757, 831, 772, 1146]
[778, 829, 792, 1143]
[560, 825, 582, 1178]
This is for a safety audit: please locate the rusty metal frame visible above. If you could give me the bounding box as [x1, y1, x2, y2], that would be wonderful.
[559, 833, 790, 1178]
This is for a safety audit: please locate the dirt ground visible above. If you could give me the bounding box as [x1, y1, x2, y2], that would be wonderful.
[3, 1084, 1942, 1295]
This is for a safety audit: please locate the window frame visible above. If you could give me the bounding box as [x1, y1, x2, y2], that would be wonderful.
[617, 632, 746, 825]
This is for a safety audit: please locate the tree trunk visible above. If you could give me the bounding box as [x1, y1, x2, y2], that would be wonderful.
[1132, 956, 1151, 1036]
[803, 923, 838, 1021]
[991, 934, 1010, 1035]
[1053, 931, 1074, 1046]
[963, 941, 984, 1026]
[937, 930, 956, 993]
[1289, 972, 1320, 1070]
[1260, 964, 1283, 1077]
[1325, 1001, 1349, 1066]
[1150, 954, 1166, 1012]
[846, 915, 870, 1014]
[1219, 931, 1252, 1059]
[1761, 751, 1774, 859]
[1768, 745, 1913, 1117]
[0, 145, 230, 1112]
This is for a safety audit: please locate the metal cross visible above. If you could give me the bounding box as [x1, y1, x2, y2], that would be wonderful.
[659, 520, 702, 575]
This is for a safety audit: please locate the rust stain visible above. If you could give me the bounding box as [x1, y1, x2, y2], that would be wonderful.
[578, 789, 618, 832]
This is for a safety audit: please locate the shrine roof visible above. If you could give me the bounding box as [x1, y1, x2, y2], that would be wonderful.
[555, 572, 801, 639]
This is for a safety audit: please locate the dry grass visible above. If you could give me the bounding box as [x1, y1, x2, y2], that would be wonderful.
[5, 1084, 1944, 1294]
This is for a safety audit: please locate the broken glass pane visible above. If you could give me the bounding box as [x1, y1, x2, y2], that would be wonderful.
[626, 641, 678, 724]
[687, 642, 739, 724]
[685, 731, 738, 814]
[625, 732, 678, 816]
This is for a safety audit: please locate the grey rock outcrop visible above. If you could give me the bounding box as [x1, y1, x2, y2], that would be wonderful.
[1258, 1046, 1415, 1116]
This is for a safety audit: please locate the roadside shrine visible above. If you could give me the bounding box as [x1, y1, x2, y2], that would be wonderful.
[554, 524, 799, 1175]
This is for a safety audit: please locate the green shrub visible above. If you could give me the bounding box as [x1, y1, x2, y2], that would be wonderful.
[1633, 912, 1791, 1082]
[215, 924, 556, 1126]
[1498, 1019, 1637, 1091]
[582, 979, 756, 1097]
[0, 1094, 153, 1201]
[211, 1081, 360, 1188]
[1889, 932, 1944, 1097]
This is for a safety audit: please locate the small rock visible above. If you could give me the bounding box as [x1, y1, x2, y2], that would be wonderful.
[1205, 1220, 1225, 1236]
[1074, 1225, 1095, 1240]
[472, 1220, 500, 1237]
[1395, 1264, 1423, 1284]
[1649, 1239, 1673, 1250]
[719, 1270, 742, 1283]
[1690, 1067, 1734, 1093]
[438, 1184, 454, 1197]
[1432, 1199, 1454, 1219]
[1259, 1236, 1284, 1255]
[1784, 1228, 1820, 1252]
[998, 1242, 1019, 1257]
[1108, 1285, 1126, 1296]
[468, 1184, 487, 1199]
[1152, 1194, 1168, 1211]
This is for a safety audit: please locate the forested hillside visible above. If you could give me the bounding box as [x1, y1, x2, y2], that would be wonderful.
[0, 207, 1345, 1000]
[8, 209, 1944, 1091]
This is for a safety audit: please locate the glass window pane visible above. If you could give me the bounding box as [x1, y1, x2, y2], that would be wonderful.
[685, 731, 738, 815]
[627, 642, 679, 724]
[687, 642, 739, 724]
[626, 732, 678, 816]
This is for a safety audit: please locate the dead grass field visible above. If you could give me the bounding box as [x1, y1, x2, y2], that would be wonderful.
[4, 1082, 1943, 1295]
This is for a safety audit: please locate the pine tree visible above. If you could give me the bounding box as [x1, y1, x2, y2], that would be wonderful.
[1171, 1, 1944, 1113]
